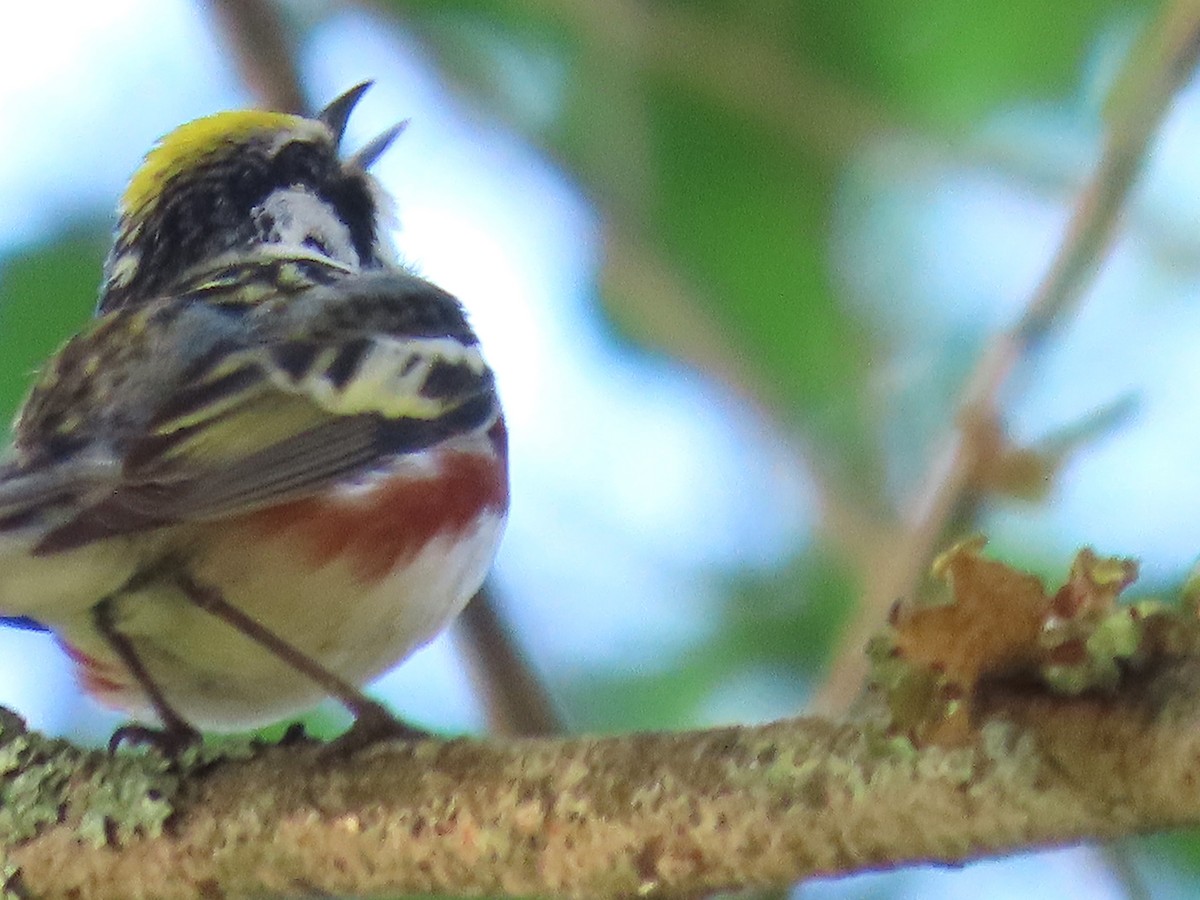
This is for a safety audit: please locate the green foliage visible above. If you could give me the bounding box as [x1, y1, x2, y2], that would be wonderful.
[644, 86, 860, 416]
[388, 0, 1155, 488]
[0, 230, 106, 420]
[718, 547, 858, 674]
[559, 549, 856, 732]
[785, 0, 1152, 123]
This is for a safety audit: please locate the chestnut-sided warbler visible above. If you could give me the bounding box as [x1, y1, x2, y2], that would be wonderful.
[0, 83, 508, 749]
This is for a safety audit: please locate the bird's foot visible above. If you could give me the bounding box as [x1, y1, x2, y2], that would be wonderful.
[108, 722, 202, 758]
[322, 700, 433, 759]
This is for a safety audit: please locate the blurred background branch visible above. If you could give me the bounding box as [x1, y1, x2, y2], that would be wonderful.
[204, 0, 306, 114]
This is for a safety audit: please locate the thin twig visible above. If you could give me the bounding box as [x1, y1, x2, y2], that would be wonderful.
[814, 0, 1200, 713]
[198, 0, 561, 737]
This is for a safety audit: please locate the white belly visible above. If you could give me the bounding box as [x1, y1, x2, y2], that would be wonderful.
[59, 508, 505, 729]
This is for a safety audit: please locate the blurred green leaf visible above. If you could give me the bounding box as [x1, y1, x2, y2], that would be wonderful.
[557, 548, 857, 733]
[782, 0, 1154, 124]
[0, 230, 107, 421]
[641, 83, 873, 452]
[717, 545, 858, 675]
[558, 651, 729, 733]
[1132, 829, 1200, 884]
[390, 1, 581, 132]
[394, 0, 885, 483]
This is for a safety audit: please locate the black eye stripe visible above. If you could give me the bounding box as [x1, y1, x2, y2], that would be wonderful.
[323, 177, 376, 264]
[272, 140, 331, 185]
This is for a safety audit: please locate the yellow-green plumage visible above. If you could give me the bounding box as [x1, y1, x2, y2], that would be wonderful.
[12, 262, 493, 548]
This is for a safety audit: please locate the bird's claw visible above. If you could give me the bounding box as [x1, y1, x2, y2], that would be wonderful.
[108, 722, 201, 757]
[322, 702, 432, 759]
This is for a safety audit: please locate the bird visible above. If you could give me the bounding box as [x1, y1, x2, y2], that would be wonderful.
[0, 82, 508, 751]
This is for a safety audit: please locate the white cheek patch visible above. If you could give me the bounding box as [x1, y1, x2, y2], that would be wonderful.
[253, 187, 361, 268]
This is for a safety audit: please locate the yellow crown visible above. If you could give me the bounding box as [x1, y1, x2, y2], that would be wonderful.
[120, 110, 324, 219]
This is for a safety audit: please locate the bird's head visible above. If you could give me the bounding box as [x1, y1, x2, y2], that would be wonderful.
[100, 82, 404, 313]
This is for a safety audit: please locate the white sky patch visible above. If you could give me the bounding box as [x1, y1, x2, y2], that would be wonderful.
[0, 629, 79, 733]
[804, 845, 1130, 900]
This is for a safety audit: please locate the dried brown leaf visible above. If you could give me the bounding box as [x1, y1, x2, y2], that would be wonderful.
[868, 540, 1179, 745]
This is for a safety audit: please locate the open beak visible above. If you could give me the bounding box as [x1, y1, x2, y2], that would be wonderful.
[318, 81, 407, 168]
[318, 81, 373, 144]
[350, 120, 409, 169]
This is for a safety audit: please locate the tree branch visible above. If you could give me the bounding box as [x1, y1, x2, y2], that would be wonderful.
[4, 648, 1200, 898]
[457, 586, 564, 736]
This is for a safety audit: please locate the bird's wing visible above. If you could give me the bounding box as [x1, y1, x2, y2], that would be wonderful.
[0, 270, 499, 555]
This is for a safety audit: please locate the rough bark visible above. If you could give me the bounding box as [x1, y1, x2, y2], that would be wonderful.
[4, 657, 1200, 899]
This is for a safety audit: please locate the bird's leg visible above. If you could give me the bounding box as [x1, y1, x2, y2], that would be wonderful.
[92, 597, 201, 755]
[172, 571, 430, 752]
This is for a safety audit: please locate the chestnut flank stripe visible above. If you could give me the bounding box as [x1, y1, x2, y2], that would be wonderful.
[242, 450, 508, 582]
